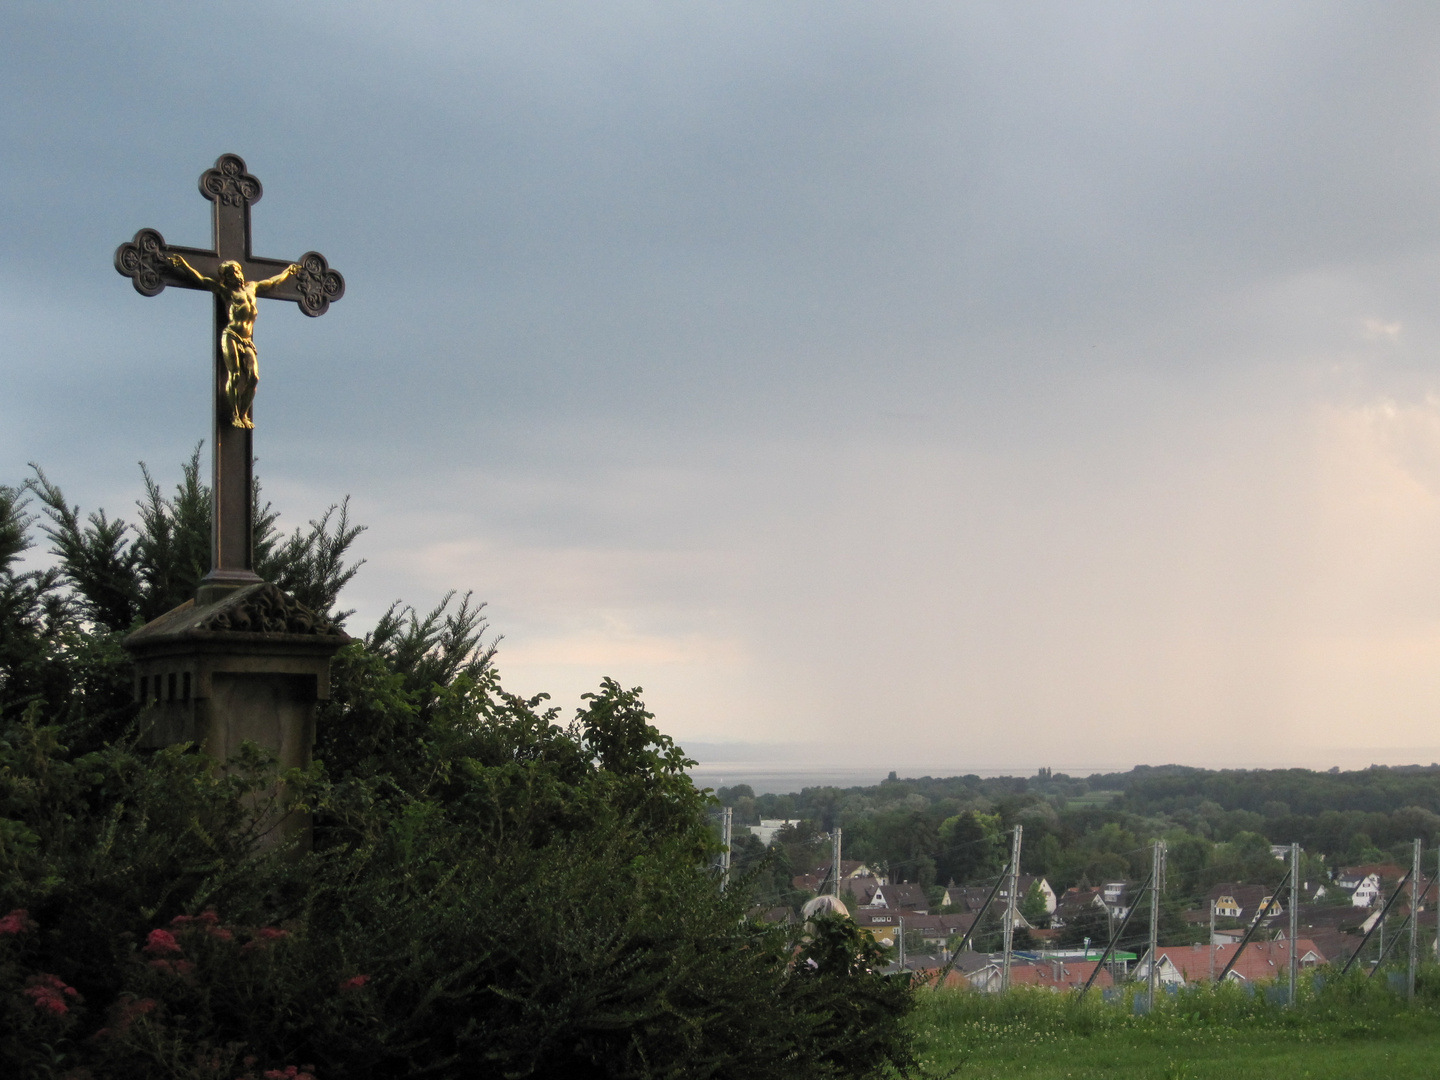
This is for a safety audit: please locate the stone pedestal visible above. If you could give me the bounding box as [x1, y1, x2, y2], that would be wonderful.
[124, 582, 349, 849]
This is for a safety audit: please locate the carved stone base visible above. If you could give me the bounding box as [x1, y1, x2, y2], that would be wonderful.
[124, 582, 349, 851]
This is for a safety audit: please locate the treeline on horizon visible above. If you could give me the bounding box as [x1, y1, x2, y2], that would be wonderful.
[715, 762, 1440, 914]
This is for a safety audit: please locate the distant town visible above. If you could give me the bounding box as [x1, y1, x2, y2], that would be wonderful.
[717, 763, 1440, 989]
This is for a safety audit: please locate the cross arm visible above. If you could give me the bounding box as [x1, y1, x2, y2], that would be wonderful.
[116, 230, 345, 316]
[253, 251, 346, 317]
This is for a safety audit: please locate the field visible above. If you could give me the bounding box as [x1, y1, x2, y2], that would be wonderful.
[910, 972, 1440, 1078]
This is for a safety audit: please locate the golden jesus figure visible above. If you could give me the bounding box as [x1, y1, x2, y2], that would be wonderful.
[168, 255, 300, 428]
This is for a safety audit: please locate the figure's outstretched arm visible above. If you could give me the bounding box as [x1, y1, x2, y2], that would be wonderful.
[255, 263, 300, 294]
[168, 254, 214, 287]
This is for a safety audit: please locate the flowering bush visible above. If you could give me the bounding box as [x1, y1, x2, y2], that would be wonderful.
[0, 474, 917, 1079]
[24, 971, 81, 1015]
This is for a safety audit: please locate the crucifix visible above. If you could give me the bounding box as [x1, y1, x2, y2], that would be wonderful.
[115, 154, 345, 604]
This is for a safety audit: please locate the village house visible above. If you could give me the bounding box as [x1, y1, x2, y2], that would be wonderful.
[1335, 865, 1405, 907]
[863, 882, 930, 913]
[1207, 883, 1283, 922]
[940, 876, 1057, 915]
[851, 909, 982, 950]
[939, 884, 990, 911]
[850, 908, 907, 948]
[1010, 875, 1058, 914]
[1100, 881, 1133, 920]
[791, 859, 883, 894]
[1051, 886, 1109, 929]
[1271, 905, 1373, 965]
[963, 956, 1115, 993]
[1135, 939, 1327, 986]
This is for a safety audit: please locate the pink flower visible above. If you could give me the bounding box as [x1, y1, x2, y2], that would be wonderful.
[23, 973, 79, 1016]
[262, 1067, 315, 1080]
[338, 974, 370, 991]
[0, 908, 36, 936]
[242, 926, 290, 951]
[144, 928, 182, 955]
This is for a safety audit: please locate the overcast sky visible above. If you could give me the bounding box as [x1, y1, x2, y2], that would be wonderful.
[6, 2, 1440, 777]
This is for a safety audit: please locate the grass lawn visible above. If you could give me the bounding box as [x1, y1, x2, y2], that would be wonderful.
[911, 975, 1440, 1078]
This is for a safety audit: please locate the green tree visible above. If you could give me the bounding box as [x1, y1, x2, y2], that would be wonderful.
[937, 810, 1004, 884]
[1020, 879, 1050, 929]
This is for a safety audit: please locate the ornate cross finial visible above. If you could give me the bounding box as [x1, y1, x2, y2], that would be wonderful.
[200, 154, 262, 208]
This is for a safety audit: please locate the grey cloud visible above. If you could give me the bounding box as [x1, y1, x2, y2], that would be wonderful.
[7, 3, 1440, 766]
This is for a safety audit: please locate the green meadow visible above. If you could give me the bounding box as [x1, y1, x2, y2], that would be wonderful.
[911, 971, 1440, 1078]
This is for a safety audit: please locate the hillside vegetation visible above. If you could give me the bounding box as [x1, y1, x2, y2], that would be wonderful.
[718, 762, 1440, 913]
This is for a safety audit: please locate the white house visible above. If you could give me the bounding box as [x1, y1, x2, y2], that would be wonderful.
[1349, 873, 1382, 908]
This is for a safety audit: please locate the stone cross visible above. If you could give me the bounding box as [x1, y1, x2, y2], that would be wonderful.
[115, 154, 345, 604]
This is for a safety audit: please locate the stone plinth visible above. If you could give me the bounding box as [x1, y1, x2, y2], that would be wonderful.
[124, 582, 350, 848]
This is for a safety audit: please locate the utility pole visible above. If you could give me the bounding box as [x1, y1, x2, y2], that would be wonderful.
[1409, 838, 1422, 1001]
[1289, 843, 1299, 1007]
[720, 806, 732, 892]
[898, 914, 906, 971]
[1001, 825, 1023, 992]
[1148, 840, 1164, 1011]
[832, 826, 843, 898]
[1208, 897, 1216, 983]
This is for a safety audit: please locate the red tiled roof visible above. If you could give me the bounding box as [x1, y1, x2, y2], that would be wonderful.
[1007, 959, 1114, 990]
[1154, 939, 1326, 983]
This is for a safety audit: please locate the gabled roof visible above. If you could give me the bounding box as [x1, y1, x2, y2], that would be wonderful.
[1005, 958, 1114, 991]
[793, 861, 881, 894]
[1149, 939, 1327, 983]
[941, 885, 994, 911]
[1336, 864, 1404, 885]
[840, 878, 885, 906]
[1055, 887, 1108, 914]
[865, 883, 929, 913]
[1207, 883, 1283, 919]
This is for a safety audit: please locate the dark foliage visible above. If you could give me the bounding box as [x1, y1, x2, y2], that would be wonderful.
[0, 459, 918, 1080]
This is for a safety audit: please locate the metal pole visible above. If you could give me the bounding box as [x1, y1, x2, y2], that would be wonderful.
[1288, 843, 1299, 1007]
[1080, 869, 1154, 994]
[1209, 894, 1216, 983]
[1001, 825, 1022, 992]
[833, 826, 843, 898]
[898, 914, 905, 971]
[1410, 839, 1421, 1000]
[1148, 840, 1163, 1011]
[1341, 864, 1412, 976]
[720, 806, 732, 892]
[931, 864, 1011, 990]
